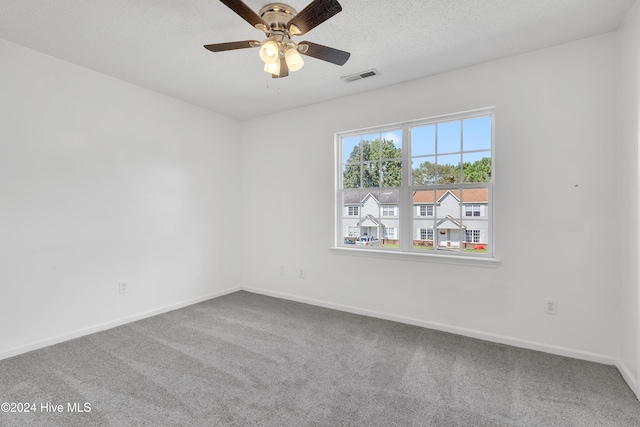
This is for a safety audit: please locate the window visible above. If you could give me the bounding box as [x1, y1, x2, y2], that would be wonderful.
[347, 226, 359, 237]
[418, 228, 434, 241]
[418, 205, 433, 217]
[466, 229, 480, 243]
[382, 205, 398, 216]
[337, 108, 493, 258]
[465, 204, 481, 217]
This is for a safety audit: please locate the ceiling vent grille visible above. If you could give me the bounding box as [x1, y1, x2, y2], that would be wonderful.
[341, 69, 380, 83]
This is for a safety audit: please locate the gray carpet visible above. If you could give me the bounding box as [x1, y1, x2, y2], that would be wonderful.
[1, 291, 639, 427]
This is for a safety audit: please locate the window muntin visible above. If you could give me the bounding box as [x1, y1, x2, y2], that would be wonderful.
[337, 109, 493, 257]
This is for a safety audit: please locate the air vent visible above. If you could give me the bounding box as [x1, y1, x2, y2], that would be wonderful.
[341, 69, 380, 83]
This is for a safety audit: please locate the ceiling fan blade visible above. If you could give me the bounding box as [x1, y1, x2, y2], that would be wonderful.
[287, 0, 342, 36]
[298, 41, 350, 66]
[204, 40, 260, 52]
[219, 0, 267, 31]
[273, 59, 289, 78]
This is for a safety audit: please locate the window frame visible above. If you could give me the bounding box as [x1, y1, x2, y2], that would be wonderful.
[334, 107, 497, 264]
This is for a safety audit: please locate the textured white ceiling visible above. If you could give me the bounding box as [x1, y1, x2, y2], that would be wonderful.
[0, 0, 635, 120]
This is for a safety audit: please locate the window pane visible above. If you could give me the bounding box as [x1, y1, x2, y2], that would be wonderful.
[362, 162, 380, 188]
[413, 222, 435, 251]
[463, 116, 492, 151]
[435, 216, 463, 251]
[462, 151, 491, 183]
[343, 136, 361, 163]
[412, 157, 436, 185]
[381, 160, 402, 187]
[341, 190, 362, 244]
[437, 120, 461, 154]
[411, 125, 436, 156]
[381, 130, 402, 159]
[343, 163, 361, 189]
[436, 154, 461, 184]
[362, 134, 381, 160]
[413, 189, 436, 215]
[462, 221, 488, 252]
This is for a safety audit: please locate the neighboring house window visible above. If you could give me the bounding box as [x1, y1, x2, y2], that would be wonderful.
[337, 108, 493, 258]
[418, 205, 433, 216]
[418, 228, 433, 240]
[466, 229, 480, 243]
[382, 206, 397, 216]
[465, 204, 481, 217]
[348, 206, 359, 216]
[386, 228, 397, 239]
[347, 226, 359, 237]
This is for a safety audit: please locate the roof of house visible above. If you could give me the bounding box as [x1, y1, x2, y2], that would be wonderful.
[434, 215, 467, 230]
[413, 189, 488, 204]
[344, 188, 488, 205]
[343, 189, 400, 205]
[357, 214, 382, 227]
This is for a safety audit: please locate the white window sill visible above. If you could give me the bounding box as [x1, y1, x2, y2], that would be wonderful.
[330, 247, 501, 268]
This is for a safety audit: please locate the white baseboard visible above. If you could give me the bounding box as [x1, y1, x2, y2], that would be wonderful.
[0, 286, 241, 361]
[616, 358, 640, 400]
[242, 287, 619, 366]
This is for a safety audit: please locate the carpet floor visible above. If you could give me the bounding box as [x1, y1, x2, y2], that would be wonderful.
[1, 290, 639, 426]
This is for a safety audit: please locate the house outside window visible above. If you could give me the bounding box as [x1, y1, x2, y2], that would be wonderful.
[386, 228, 397, 239]
[347, 206, 359, 216]
[337, 108, 493, 258]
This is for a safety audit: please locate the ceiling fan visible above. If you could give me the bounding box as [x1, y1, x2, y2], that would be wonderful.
[204, 0, 350, 78]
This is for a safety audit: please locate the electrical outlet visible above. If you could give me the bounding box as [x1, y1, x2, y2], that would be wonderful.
[544, 299, 557, 315]
[119, 282, 128, 295]
[299, 269, 305, 279]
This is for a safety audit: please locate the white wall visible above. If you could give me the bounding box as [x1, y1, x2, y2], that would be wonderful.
[0, 40, 242, 357]
[241, 34, 622, 368]
[618, 0, 640, 396]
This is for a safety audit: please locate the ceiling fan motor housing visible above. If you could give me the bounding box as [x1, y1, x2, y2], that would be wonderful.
[259, 3, 297, 32]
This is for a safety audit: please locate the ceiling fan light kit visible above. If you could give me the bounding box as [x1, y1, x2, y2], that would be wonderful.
[204, 0, 350, 79]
